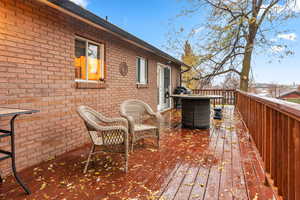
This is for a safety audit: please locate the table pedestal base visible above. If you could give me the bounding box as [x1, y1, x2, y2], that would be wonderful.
[181, 99, 211, 129]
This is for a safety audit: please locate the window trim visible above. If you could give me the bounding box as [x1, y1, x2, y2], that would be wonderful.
[136, 56, 148, 84]
[74, 36, 105, 82]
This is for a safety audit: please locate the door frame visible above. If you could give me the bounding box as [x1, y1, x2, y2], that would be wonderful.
[157, 63, 172, 111]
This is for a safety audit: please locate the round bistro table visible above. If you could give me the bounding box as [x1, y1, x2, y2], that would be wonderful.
[171, 95, 223, 129]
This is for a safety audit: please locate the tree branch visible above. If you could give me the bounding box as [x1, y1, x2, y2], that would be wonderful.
[257, 0, 280, 27]
[183, 68, 241, 82]
[201, 68, 241, 78]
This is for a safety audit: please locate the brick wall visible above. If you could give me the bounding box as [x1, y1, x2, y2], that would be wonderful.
[0, 0, 180, 175]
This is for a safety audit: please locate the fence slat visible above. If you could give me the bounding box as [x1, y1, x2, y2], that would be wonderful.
[271, 110, 277, 183]
[265, 106, 271, 173]
[282, 115, 288, 199]
[276, 112, 283, 195]
[294, 121, 300, 199]
[288, 118, 295, 200]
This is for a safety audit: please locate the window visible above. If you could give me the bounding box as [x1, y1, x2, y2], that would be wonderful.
[74, 37, 104, 81]
[136, 57, 148, 84]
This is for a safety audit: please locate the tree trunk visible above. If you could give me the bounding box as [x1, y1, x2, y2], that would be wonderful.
[239, 7, 259, 91]
[240, 37, 255, 91]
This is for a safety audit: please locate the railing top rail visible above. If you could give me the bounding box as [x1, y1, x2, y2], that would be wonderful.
[237, 89, 300, 120]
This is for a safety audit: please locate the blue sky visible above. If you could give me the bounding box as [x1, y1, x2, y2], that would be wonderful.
[73, 0, 299, 85]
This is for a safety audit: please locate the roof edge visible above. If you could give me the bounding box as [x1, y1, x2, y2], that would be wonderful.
[278, 90, 300, 98]
[38, 0, 190, 68]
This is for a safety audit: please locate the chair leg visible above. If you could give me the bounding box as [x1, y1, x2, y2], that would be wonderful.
[83, 144, 95, 174]
[156, 129, 160, 148]
[124, 139, 128, 173]
[131, 135, 135, 152]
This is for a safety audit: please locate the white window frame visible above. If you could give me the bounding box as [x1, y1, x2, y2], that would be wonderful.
[75, 36, 105, 82]
[136, 56, 148, 84]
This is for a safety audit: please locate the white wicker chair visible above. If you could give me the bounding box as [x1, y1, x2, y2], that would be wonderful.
[77, 106, 129, 173]
[120, 99, 162, 152]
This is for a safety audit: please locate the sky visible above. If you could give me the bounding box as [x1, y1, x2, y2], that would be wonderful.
[71, 0, 300, 85]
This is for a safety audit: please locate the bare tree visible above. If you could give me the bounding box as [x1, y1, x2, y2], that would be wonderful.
[222, 72, 240, 89]
[168, 0, 299, 91]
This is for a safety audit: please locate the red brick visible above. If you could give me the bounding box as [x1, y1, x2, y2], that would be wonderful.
[0, 0, 181, 176]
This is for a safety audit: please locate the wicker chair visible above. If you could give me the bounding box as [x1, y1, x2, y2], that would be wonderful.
[77, 106, 129, 173]
[120, 99, 162, 152]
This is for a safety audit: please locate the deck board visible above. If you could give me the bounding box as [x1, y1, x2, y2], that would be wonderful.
[160, 164, 190, 199]
[204, 125, 225, 199]
[231, 128, 248, 200]
[0, 106, 278, 200]
[219, 126, 233, 200]
[188, 125, 219, 200]
[173, 166, 198, 200]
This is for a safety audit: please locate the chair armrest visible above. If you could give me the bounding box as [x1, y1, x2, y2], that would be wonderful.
[143, 112, 163, 128]
[141, 103, 163, 127]
[106, 117, 128, 129]
[144, 108, 163, 121]
[155, 113, 163, 123]
[142, 103, 157, 116]
[83, 114, 128, 133]
[88, 109, 126, 127]
[95, 124, 128, 133]
[120, 115, 135, 134]
[153, 113, 163, 128]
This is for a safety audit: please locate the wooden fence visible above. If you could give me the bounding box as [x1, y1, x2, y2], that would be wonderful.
[192, 89, 236, 105]
[236, 90, 300, 200]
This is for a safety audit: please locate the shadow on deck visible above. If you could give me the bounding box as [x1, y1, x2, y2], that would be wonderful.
[0, 106, 277, 200]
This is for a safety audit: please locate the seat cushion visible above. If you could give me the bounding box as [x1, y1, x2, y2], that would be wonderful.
[134, 124, 157, 132]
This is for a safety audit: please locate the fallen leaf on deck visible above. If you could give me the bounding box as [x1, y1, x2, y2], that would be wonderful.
[184, 183, 194, 187]
[40, 182, 47, 190]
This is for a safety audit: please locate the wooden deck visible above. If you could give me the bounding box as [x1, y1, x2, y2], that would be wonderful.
[0, 106, 276, 200]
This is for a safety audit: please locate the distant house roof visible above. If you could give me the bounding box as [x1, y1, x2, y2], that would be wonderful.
[278, 90, 300, 98]
[42, 0, 190, 68]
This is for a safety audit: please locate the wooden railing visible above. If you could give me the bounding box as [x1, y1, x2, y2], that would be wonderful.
[236, 90, 300, 200]
[192, 89, 236, 105]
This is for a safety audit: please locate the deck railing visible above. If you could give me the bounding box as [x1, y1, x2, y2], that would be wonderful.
[192, 89, 236, 105]
[236, 90, 300, 200]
